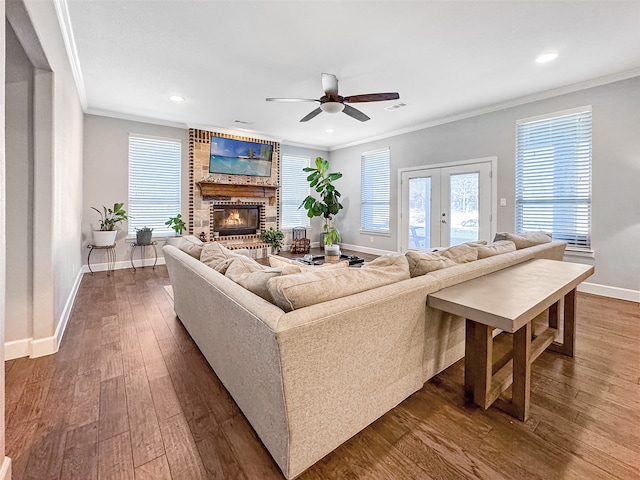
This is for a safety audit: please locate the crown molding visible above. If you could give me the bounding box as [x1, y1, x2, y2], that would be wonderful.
[330, 68, 640, 151]
[53, 0, 87, 110]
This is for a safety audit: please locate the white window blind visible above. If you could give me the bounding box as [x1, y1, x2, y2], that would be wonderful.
[516, 107, 592, 249]
[128, 135, 182, 236]
[361, 148, 390, 233]
[280, 154, 310, 228]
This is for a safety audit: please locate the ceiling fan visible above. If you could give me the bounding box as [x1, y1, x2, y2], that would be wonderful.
[266, 73, 400, 122]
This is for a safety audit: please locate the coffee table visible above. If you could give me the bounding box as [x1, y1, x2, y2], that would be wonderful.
[428, 259, 594, 421]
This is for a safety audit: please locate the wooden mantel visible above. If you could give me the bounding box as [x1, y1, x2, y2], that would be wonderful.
[197, 182, 278, 199]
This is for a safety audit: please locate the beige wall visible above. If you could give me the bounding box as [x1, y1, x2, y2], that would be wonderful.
[5, 20, 33, 345]
[1, 0, 7, 474]
[3, 0, 85, 360]
[330, 76, 640, 294]
[82, 114, 190, 263]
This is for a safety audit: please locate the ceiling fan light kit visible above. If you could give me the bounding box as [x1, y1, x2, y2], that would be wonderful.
[320, 102, 345, 114]
[266, 73, 399, 123]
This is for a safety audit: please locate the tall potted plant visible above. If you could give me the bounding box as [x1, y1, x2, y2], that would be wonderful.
[91, 202, 128, 246]
[300, 157, 343, 256]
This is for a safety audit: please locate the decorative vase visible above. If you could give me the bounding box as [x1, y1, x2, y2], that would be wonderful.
[324, 244, 340, 257]
[136, 230, 152, 245]
[93, 230, 117, 247]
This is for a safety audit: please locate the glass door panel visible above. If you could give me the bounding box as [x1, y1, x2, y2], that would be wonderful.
[408, 177, 431, 248]
[448, 172, 480, 246]
[401, 161, 492, 252]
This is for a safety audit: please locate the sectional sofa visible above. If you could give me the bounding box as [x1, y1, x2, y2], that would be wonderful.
[163, 234, 566, 479]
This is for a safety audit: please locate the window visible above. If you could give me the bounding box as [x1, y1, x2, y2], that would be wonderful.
[361, 147, 390, 233]
[128, 135, 182, 236]
[516, 107, 592, 249]
[280, 154, 310, 228]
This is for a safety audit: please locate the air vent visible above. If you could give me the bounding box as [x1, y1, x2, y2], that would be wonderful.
[384, 102, 407, 111]
[234, 120, 253, 125]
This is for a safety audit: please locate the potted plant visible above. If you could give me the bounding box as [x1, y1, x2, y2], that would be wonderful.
[165, 213, 186, 235]
[136, 226, 153, 245]
[260, 227, 284, 254]
[91, 202, 128, 246]
[300, 157, 343, 256]
[165, 213, 186, 247]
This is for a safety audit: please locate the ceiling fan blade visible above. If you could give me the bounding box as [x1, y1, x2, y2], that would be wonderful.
[266, 98, 319, 102]
[343, 104, 370, 122]
[300, 107, 323, 122]
[321, 73, 339, 95]
[343, 92, 400, 103]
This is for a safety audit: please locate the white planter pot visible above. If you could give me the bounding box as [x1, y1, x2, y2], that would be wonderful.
[93, 230, 117, 247]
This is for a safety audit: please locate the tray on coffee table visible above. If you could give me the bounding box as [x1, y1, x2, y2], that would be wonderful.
[296, 254, 365, 266]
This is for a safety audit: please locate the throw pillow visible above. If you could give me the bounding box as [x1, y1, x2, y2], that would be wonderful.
[494, 231, 552, 250]
[177, 235, 204, 259]
[476, 240, 516, 259]
[436, 243, 478, 263]
[405, 250, 457, 277]
[266, 254, 410, 312]
[225, 256, 301, 303]
[200, 242, 248, 274]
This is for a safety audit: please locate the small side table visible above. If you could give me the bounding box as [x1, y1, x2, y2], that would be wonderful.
[128, 241, 158, 272]
[87, 244, 116, 275]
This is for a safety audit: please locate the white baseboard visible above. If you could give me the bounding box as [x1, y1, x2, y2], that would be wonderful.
[4, 338, 32, 360]
[5, 267, 85, 360]
[0, 457, 11, 480]
[82, 256, 166, 273]
[578, 282, 640, 303]
[339, 243, 397, 256]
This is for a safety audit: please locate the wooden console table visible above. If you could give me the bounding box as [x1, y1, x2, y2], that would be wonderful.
[428, 259, 594, 421]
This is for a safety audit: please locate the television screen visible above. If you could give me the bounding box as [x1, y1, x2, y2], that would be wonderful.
[209, 136, 273, 177]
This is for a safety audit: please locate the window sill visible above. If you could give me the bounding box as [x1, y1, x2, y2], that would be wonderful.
[564, 248, 595, 259]
[360, 230, 391, 237]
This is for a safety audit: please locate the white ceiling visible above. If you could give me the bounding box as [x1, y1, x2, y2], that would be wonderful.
[59, 0, 640, 149]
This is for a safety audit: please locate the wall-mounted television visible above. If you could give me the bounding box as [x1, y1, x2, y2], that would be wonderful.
[209, 136, 273, 177]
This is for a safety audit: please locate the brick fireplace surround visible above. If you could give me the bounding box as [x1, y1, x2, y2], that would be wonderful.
[188, 129, 280, 258]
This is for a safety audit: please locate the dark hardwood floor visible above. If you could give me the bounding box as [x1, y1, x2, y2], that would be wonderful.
[5, 262, 639, 479]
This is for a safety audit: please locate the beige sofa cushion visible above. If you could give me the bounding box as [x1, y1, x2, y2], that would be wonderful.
[267, 254, 410, 312]
[436, 243, 478, 263]
[200, 242, 251, 274]
[268, 255, 349, 271]
[405, 250, 457, 277]
[477, 240, 516, 259]
[494, 231, 552, 249]
[177, 235, 204, 259]
[225, 256, 301, 304]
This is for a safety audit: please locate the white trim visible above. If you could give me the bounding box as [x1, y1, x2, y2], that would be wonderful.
[30, 335, 58, 359]
[4, 268, 84, 360]
[516, 105, 592, 125]
[5, 338, 32, 360]
[339, 243, 396, 256]
[330, 68, 640, 151]
[0, 457, 11, 480]
[54, 267, 84, 352]
[53, 0, 87, 109]
[578, 282, 640, 303]
[397, 157, 498, 251]
[86, 107, 189, 129]
[83, 256, 167, 274]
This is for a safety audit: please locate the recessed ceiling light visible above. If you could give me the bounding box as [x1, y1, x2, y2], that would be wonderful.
[169, 95, 185, 102]
[536, 52, 558, 63]
[325, 129, 334, 134]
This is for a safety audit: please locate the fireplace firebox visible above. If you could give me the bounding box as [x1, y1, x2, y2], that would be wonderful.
[213, 205, 260, 236]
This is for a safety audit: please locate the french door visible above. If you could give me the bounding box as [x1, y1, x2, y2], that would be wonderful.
[400, 161, 493, 251]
